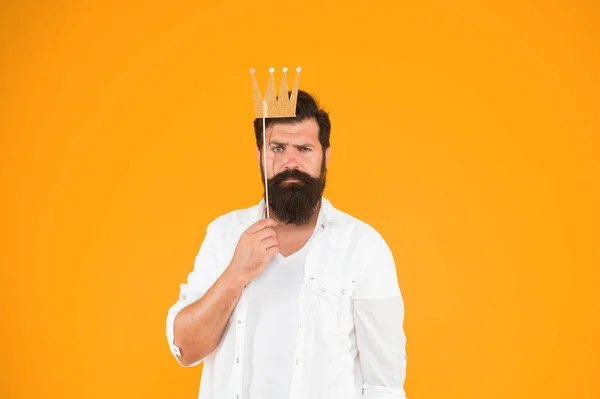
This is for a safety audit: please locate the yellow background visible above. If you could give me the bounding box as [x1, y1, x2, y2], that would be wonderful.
[1, 1, 599, 398]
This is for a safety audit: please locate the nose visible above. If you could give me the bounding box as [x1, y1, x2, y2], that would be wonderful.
[282, 153, 300, 170]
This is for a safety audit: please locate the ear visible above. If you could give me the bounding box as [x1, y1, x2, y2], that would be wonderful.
[325, 146, 331, 167]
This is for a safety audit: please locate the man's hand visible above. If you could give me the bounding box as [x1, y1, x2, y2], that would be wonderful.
[228, 218, 279, 283]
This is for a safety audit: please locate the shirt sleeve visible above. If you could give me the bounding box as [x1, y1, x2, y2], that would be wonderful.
[353, 232, 408, 398]
[166, 222, 222, 367]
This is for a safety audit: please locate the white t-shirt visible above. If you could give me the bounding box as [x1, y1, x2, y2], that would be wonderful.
[242, 242, 311, 399]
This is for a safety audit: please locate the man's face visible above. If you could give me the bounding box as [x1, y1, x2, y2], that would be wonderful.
[257, 118, 331, 225]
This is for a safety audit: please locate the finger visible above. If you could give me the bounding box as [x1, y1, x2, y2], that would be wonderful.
[261, 237, 278, 250]
[265, 246, 279, 258]
[247, 218, 277, 234]
[255, 227, 276, 241]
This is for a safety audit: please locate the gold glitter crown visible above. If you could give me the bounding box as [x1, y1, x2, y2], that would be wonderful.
[250, 66, 301, 118]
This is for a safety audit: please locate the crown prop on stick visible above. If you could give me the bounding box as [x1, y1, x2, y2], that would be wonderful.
[250, 66, 302, 218]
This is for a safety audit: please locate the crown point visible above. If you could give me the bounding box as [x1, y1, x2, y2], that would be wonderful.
[296, 66, 302, 73]
[283, 67, 288, 73]
[250, 68, 256, 75]
[269, 67, 275, 73]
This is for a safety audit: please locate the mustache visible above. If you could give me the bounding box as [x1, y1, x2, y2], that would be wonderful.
[268, 169, 317, 186]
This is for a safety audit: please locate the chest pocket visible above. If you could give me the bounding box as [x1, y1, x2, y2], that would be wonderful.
[307, 274, 357, 334]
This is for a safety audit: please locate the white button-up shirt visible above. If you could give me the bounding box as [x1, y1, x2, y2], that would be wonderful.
[166, 198, 408, 399]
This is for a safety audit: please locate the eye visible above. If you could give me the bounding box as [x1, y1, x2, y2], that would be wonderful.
[272, 146, 283, 153]
[299, 147, 311, 152]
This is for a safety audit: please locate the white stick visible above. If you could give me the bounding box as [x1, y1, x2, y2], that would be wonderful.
[262, 101, 270, 219]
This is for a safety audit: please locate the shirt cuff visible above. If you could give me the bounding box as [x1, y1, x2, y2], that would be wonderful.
[362, 384, 407, 398]
[166, 291, 204, 367]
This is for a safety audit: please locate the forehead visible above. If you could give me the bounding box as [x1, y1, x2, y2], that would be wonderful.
[268, 118, 320, 144]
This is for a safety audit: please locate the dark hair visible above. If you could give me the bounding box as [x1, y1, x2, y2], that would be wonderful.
[253, 90, 331, 151]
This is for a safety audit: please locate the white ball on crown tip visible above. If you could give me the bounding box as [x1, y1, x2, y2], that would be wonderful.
[296, 66, 302, 72]
[283, 67, 288, 73]
[249, 68, 256, 75]
[269, 67, 275, 73]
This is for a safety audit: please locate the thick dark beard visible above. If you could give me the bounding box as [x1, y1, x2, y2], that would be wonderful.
[261, 166, 326, 226]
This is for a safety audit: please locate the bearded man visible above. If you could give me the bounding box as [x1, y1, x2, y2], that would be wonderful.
[166, 90, 408, 399]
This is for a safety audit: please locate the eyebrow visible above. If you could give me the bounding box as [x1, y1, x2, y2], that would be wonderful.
[270, 141, 316, 149]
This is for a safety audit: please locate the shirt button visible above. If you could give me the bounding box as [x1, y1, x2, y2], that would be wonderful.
[299, 322, 303, 328]
[295, 359, 300, 365]
[237, 320, 242, 324]
[341, 289, 347, 295]
[236, 358, 240, 363]
[320, 287, 326, 293]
